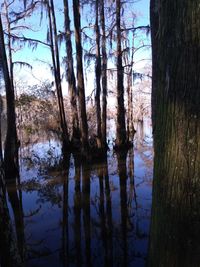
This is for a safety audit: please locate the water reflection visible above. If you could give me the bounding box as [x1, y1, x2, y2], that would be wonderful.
[6, 181, 25, 262]
[2, 122, 153, 267]
[0, 172, 22, 267]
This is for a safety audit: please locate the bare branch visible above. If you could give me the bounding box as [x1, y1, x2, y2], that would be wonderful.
[121, 25, 150, 33]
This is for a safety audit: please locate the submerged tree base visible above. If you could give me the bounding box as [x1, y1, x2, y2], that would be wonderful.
[113, 140, 133, 152]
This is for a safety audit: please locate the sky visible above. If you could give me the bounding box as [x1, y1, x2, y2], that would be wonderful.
[3, 0, 151, 96]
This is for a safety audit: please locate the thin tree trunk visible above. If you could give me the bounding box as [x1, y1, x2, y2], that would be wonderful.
[63, 0, 80, 144]
[95, 0, 102, 148]
[47, 0, 70, 149]
[148, 0, 200, 266]
[0, 13, 18, 178]
[4, 0, 14, 87]
[116, 0, 126, 148]
[73, 0, 88, 152]
[126, 69, 135, 141]
[100, 0, 108, 151]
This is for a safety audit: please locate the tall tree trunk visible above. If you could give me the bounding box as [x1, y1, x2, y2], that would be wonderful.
[100, 0, 108, 150]
[4, 0, 14, 87]
[63, 0, 80, 144]
[148, 0, 200, 266]
[0, 13, 18, 178]
[126, 71, 131, 141]
[47, 0, 70, 149]
[95, 0, 102, 148]
[115, 0, 126, 147]
[72, 0, 88, 152]
[126, 69, 135, 141]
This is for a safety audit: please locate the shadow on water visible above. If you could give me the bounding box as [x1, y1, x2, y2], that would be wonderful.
[2, 121, 153, 267]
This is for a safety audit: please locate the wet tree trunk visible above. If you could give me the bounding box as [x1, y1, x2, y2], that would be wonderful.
[6, 183, 25, 263]
[82, 163, 91, 267]
[0, 168, 22, 267]
[115, 0, 127, 148]
[148, 0, 200, 266]
[61, 153, 70, 266]
[117, 151, 128, 266]
[97, 166, 107, 265]
[73, 155, 82, 267]
[100, 0, 108, 151]
[72, 0, 89, 153]
[0, 13, 18, 179]
[63, 0, 80, 144]
[47, 0, 70, 149]
[95, 0, 102, 149]
[104, 159, 113, 266]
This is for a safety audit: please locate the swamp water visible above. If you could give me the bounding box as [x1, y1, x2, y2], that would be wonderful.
[6, 121, 153, 267]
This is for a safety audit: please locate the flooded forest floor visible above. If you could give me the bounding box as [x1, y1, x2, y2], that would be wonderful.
[6, 121, 153, 267]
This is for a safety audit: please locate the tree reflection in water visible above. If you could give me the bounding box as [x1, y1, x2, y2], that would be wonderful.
[2, 122, 153, 267]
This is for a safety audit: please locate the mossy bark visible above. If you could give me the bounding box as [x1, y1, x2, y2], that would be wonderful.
[148, 0, 200, 266]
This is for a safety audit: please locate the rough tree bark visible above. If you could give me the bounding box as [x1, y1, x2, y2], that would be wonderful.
[115, 0, 127, 148]
[73, 0, 89, 152]
[63, 0, 80, 144]
[0, 13, 19, 179]
[148, 0, 200, 266]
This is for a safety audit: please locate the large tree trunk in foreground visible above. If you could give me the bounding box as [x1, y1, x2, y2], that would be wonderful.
[63, 0, 80, 144]
[0, 14, 18, 179]
[73, 0, 89, 152]
[115, 0, 126, 148]
[148, 0, 200, 266]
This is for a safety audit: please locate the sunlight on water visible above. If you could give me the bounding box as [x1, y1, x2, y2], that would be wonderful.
[6, 121, 153, 267]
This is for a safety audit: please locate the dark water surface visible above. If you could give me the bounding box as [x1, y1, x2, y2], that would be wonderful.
[6, 122, 153, 267]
